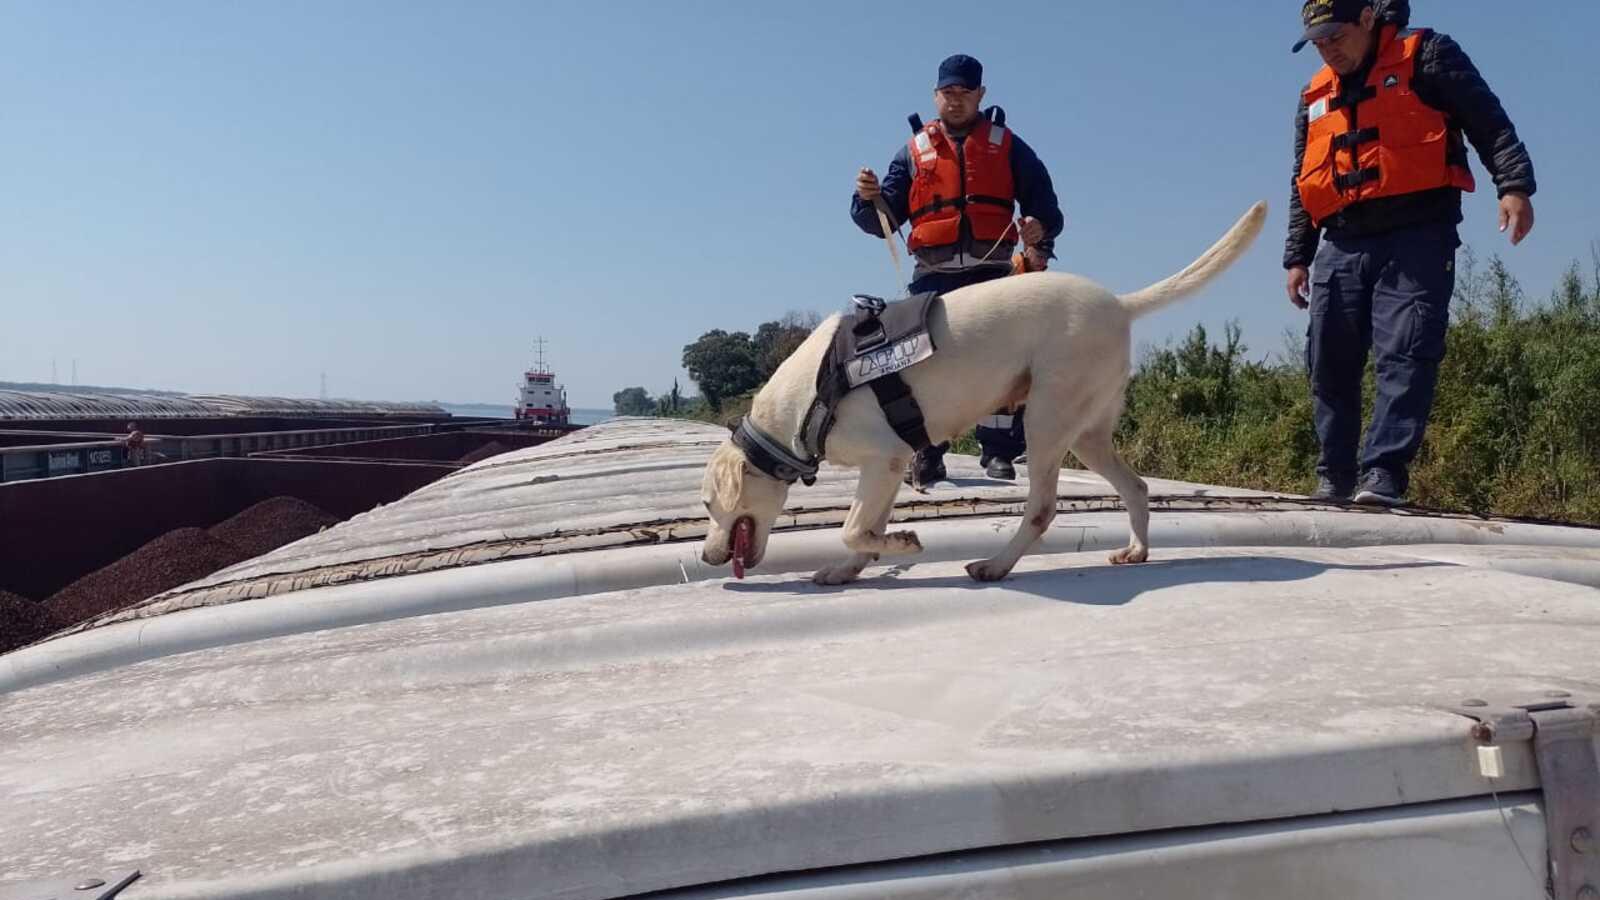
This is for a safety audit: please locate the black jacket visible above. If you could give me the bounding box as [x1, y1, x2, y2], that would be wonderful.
[1284, 28, 1537, 269]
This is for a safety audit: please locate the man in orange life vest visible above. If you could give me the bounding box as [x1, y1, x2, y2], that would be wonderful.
[852, 54, 1064, 486]
[1286, 0, 1535, 506]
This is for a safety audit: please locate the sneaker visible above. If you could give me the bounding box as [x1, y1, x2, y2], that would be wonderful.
[986, 458, 1017, 480]
[1310, 476, 1354, 503]
[1353, 469, 1407, 508]
[979, 454, 993, 469]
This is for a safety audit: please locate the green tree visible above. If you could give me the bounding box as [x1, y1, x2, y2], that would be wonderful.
[682, 330, 762, 412]
[612, 386, 655, 417]
[751, 311, 822, 379]
[656, 379, 686, 416]
[1486, 254, 1524, 327]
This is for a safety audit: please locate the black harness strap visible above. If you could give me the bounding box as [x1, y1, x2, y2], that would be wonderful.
[907, 197, 961, 222]
[1335, 167, 1382, 191]
[868, 374, 933, 452]
[908, 193, 1015, 224]
[1328, 86, 1378, 111]
[1331, 126, 1381, 151]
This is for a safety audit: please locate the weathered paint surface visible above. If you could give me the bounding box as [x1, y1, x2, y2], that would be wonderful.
[3, 544, 1597, 898]
[66, 419, 1356, 627]
[7, 419, 1599, 899]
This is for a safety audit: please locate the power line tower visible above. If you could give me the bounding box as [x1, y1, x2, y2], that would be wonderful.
[320, 372, 328, 400]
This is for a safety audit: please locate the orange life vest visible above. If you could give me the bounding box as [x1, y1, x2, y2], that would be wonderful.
[906, 118, 1016, 252]
[1297, 25, 1476, 227]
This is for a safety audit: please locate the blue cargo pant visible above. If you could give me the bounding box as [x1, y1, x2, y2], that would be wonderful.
[1307, 223, 1457, 492]
[908, 266, 1026, 471]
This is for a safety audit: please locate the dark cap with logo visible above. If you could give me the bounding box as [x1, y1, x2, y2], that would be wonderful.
[1293, 0, 1373, 52]
[937, 54, 983, 90]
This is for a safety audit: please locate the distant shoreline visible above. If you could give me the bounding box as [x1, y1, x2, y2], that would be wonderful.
[0, 384, 617, 424]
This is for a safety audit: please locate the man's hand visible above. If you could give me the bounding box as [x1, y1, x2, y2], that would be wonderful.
[1499, 192, 1534, 246]
[1019, 216, 1045, 247]
[1287, 266, 1311, 310]
[1023, 246, 1049, 272]
[856, 168, 882, 203]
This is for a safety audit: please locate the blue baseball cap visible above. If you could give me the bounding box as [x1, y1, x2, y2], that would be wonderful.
[936, 54, 982, 90]
[1293, 0, 1373, 52]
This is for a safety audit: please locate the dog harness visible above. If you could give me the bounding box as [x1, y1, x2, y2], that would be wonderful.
[735, 293, 941, 486]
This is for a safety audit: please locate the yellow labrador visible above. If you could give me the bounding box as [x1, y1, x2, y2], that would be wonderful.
[701, 202, 1266, 585]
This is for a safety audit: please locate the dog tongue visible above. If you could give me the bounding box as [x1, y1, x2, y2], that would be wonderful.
[731, 518, 753, 580]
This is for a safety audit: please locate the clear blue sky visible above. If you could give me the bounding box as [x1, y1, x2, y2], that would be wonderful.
[3, 1, 1595, 408]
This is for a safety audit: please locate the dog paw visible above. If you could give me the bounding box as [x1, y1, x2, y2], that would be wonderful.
[885, 531, 923, 555]
[965, 558, 1012, 583]
[812, 565, 863, 586]
[1108, 545, 1149, 566]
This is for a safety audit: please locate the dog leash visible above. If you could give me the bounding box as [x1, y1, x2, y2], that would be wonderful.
[975, 218, 1023, 267]
[873, 198, 1041, 285]
[871, 196, 908, 290]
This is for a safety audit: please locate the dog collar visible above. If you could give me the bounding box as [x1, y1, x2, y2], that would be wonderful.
[732, 418, 818, 487]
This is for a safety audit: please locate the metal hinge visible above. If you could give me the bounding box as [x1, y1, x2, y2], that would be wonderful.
[1454, 693, 1600, 900]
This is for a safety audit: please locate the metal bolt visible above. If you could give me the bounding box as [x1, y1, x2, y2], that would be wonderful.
[1462, 699, 1489, 708]
[75, 879, 106, 890]
[1546, 690, 1573, 699]
[1576, 828, 1595, 855]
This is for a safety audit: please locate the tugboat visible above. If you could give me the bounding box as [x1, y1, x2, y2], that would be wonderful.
[514, 339, 572, 425]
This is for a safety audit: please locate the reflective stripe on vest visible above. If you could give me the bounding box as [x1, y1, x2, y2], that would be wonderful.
[1296, 26, 1476, 227]
[906, 119, 1017, 252]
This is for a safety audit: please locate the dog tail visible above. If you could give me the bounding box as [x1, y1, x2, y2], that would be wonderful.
[1116, 201, 1268, 319]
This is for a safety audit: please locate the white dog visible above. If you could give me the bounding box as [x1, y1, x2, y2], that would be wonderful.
[700, 202, 1266, 585]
